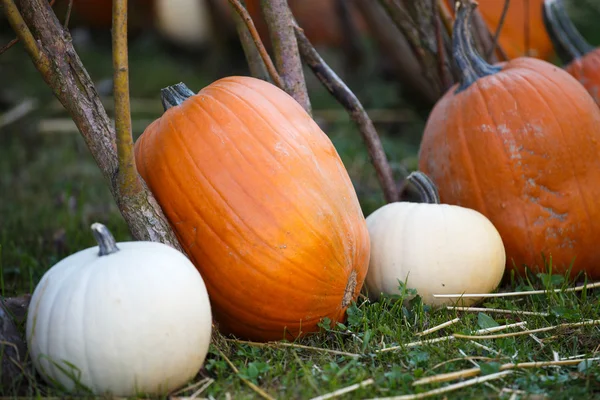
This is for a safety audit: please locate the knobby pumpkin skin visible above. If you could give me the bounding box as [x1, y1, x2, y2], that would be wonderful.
[134, 76, 370, 342]
[543, 0, 600, 105]
[418, 2, 600, 279]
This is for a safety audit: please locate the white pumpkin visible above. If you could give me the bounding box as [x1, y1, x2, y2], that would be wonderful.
[154, 0, 213, 50]
[26, 223, 213, 396]
[365, 172, 506, 307]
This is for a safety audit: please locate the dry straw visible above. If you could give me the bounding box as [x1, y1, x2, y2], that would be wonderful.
[433, 281, 600, 299]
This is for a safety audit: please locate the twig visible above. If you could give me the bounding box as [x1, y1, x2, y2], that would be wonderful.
[377, 322, 526, 353]
[260, 0, 311, 114]
[469, 340, 500, 355]
[454, 319, 600, 340]
[226, 338, 361, 358]
[169, 377, 210, 396]
[413, 357, 600, 386]
[310, 378, 374, 400]
[2, 0, 52, 76]
[0, 0, 55, 55]
[447, 306, 550, 317]
[294, 24, 399, 203]
[416, 317, 461, 337]
[353, 0, 440, 106]
[367, 370, 513, 400]
[64, 0, 73, 27]
[433, 281, 600, 299]
[487, 0, 510, 59]
[9, 0, 183, 249]
[428, 356, 497, 372]
[521, 324, 545, 348]
[0, 98, 38, 129]
[214, 347, 275, 400]
[431, 0, 450, 90]
[112, 0, 143, 199]
[0, 37, 19, 55]
[227, 0, 282, 86]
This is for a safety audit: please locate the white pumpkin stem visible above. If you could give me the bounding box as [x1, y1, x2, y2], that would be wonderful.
[161, 82, 196, 111]
[407, 171, 441, 204]
[91, 223, 120, 256]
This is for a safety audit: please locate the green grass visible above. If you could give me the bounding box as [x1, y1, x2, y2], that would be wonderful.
[1, 17, 600, 399]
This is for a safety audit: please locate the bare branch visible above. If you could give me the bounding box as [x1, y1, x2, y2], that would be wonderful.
[294, 25, 399, 203]
[260, 0, 311, 114]
[354, 1, 439, 106]
[113, 0, 142, 199]
[7, 0, 183, 250]
[228, 0, 283, 88]
[486, 0, 510, 59]
[64, 0, 73, 27]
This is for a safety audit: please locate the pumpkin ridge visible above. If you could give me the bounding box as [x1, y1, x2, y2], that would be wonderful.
[182, 94, 350, 278]
[158, 104, 359, 330]
[515, 72, 595, 234]
[450, 93, 489, 216]
[161, 123, 337, 294]
[197, 88, 351, 270]
[207, 81, 363, 264]
[79, 259, 99, 389]
[475, 75, 537, 263]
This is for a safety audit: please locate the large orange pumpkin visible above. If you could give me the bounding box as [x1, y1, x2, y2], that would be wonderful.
[134, 76, 370, 341]
[418, 2, 600, 279]
[543, 0, 600, 105]
[445, 0, 554, 60]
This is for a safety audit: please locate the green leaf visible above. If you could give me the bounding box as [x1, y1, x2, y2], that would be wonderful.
[480, 362, 501, 375]
[477, 312, 499, 329]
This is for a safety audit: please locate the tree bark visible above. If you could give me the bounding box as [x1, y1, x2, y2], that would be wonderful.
[260, 0, 312, 114]
[7, 0, 183, 251]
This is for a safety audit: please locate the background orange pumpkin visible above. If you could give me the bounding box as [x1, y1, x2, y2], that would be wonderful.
[419, 2, 600, 279]
[134, 76, 371, 342]
[543, 0, 600, 105]
[445, 0, 555, 60]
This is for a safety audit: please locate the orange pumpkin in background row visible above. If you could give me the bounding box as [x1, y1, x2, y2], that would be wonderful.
[134, 76, 371, 342]
[244, 0, 367, 48]
[445, 0, 555, 60]
[419, 2, 600, 279]
[543, 0, 600, 105]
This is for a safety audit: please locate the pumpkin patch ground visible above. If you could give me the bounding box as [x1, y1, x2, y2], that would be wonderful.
[2, 0, 600, 398]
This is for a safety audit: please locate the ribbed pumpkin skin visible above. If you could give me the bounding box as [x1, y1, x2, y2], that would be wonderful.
[565, 51, 600, 105]
[134, 76, 370, 341]
[418, 57, 600, 279]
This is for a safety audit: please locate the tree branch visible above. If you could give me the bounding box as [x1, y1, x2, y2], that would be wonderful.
[260, 0, 311, 114]
[113, 0, 141, 199]
[354, 0, 440, 106]
[294, 25, 399, 204]
[6, 0, 183, 250]
[228, 0, 283, 88]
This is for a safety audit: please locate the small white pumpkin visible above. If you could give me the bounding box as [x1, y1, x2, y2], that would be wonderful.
[26, 223, 213, 396]
[365, 172, 506, 307]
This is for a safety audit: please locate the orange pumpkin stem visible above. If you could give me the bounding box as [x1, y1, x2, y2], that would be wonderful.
[453, 1, 501, 92]
[161, 83, 196, 111]
[542, 0, 594, 65]
[406, 172, 440, 204]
